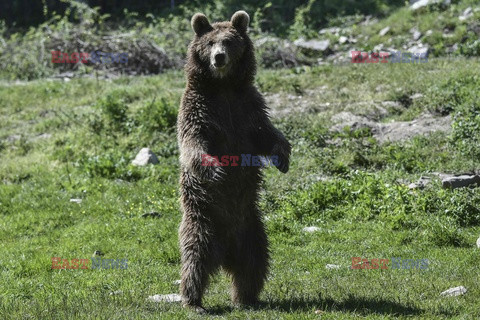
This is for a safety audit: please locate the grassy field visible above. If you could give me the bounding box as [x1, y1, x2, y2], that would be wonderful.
[1, 57, 480, 319]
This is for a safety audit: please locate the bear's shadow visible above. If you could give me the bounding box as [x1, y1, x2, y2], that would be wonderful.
[206, 295, 453, 317]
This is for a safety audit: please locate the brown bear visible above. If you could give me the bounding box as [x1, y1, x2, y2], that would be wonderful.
[177, 10, 291, 313]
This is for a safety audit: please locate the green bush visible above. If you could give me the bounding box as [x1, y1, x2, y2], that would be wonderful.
[135, 97, 178, 134]
[94, 93, 130, 132]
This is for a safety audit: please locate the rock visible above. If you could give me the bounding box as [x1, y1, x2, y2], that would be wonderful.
[303, 226, 321, 233]
[325, 264, 341, 269]
[338, 36, 348, 44]
[408, 45, 429, 57]
[413, 30, 422, 41]
[141, 212, 162, 218]
[446, 43, 459, 53]
[173, 280, 181, 285]
[360, 15, 378, 26]
[148, 293, 182, 303]
[109, 290, 123, 295]
[459, 7, 473, 21]
[442, 175, 480, 189]
[410, 93, 424, 100]
[319, 27, 341, 35]
[410, 0, 448, 11]
[70, 198, 83, 204]
[408, 176, 431, 189]
[93, 250, 104, 256]
[476, 237, 480, 248]
[294, 38, 330, 52]
[440, 286, 467, 297]
[411, 0, 432, 10]
[373, 43, 385, 52]
[132, 148, 159, 166]
[379, 26, 391, 36]
[425, 30, 433, 37]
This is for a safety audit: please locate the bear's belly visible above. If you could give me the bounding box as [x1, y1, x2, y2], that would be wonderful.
[180, 168, 261, 218]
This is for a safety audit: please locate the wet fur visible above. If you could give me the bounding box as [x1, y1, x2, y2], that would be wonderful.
[177, 11, 291, 312]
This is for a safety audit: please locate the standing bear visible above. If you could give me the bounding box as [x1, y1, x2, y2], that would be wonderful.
[177, 10, 291, 313]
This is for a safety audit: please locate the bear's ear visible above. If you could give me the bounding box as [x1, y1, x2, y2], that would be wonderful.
[191, 13, 212, 36]
[231, 11, 249, 33]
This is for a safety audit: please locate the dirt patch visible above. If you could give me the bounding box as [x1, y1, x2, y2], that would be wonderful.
[330, 112, 451, 143]
[266, 89, 398, 119]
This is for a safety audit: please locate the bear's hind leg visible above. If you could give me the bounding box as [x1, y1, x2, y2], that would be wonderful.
[179, 214, 222, 312]
[228, 214, 269, 307]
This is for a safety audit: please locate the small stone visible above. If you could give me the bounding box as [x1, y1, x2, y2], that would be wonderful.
[408, 176, 431, 190]
[413, 30, 422, 41]
[141, 212, 162, 218]
[93, 250, 104, 257]
[379, 26, 391, 36]
[173, 280, 181, 285]
[338, 36, 348, 44]
[70, 198, 83, 204]
[410, 0, 434, 11]
[442, 175, 480, 189]
[408, 45, 429, 57]
[410, 93, 424, 100]
[132, 148, 159, 166]
[373, 43, 384, 52]
[440, 286, 467, 297]
[315, 309, 324, 314]
[148, 293, 182, 303]
[459, 7, 473, 21]
[109, 290, 123, 296]
[325, 264, 341, 269]
[303, 226, 321, 233]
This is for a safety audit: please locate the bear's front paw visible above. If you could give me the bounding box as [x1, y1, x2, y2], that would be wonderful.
[272, 143, 290, 174]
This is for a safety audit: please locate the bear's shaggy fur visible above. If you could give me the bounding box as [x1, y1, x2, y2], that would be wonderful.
[177, 11, 291, 313]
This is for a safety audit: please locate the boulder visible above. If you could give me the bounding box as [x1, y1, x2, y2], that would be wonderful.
[442, 175, 480, 189]
[132, 148, 159, 166]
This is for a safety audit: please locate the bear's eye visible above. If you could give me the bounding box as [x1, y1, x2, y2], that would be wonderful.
[208, 41, 214, 46]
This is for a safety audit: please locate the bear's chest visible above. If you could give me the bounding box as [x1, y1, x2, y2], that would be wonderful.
[208, 92, 254, 152]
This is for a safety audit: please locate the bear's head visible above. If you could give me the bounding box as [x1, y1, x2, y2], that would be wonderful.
[186, 11, 255, 85]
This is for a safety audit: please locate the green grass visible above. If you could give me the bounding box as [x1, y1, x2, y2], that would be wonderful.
[1, 57, 480, 319]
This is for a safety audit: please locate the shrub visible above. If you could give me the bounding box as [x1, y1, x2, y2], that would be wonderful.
[135, 97, 178, 134]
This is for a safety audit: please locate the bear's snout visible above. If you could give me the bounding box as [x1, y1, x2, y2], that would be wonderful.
[214, 53, 226, 67]
[211, 43, 229, 69]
